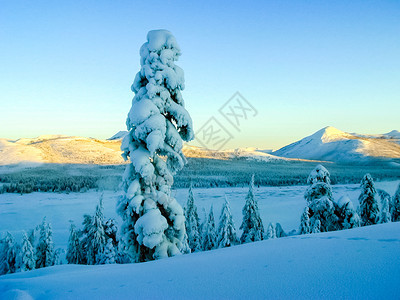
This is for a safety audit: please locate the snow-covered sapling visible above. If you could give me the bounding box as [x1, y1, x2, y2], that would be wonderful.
[36, 217, 55, 269]
[0, 232, 18, 274]
[304, 165, 339, 232]
[202, 205, 217, 251]
[337, 195, 360, 229]
[391, 183, 400, 222]
[66, 224, 82, 264]
[378, 189, 391, 223]
[20, 232, 35, 272]
[240, 175, 264, 243]
[299, 206, 311, 235]
[185, 184, 202, 252]
[117, 30, 194, 262]
[87, 197, 106, 265]
[217, 197, 238, 248]
[266, 223, 276, 239]
[359, 174, 379, 226]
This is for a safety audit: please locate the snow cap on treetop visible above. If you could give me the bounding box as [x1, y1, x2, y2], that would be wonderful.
[140, 29, 181, 58]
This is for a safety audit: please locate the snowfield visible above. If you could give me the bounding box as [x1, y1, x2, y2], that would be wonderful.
[1, 181, 399, 298]
[1, 222, 399, 299]
[1, 181, 399, 248]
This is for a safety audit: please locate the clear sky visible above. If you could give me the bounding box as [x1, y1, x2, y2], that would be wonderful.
[1, 0, 399, 150]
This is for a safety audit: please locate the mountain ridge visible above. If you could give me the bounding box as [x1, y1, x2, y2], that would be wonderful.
[0, 126, 399, 166]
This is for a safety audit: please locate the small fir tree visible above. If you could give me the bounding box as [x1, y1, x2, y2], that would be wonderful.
[299, 206, 311, 234]
[202, 205, 217, 251]
[1, 232, 18, 274]
[304, 165, 339, 232]
[36, 217, 55, 269]
[240, 175, 264, 243]
[185, 184, 202, 252]
[66, 224, 82, 264]
[217, 197, 238, 248]
[378, 189, 391, 223]
[20, 232, 35, 272]
[337, 195, 360, 229]
[391, 183, 400, 222]
[266, 223, 276, 239]
[87, 197, 107, 265]
[359, 174, 379, 226]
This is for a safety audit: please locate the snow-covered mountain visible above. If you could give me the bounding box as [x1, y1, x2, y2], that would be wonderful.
[273, 126, 400, 163]
[1, 222, 399, 299]
[1, 127, 399, 166]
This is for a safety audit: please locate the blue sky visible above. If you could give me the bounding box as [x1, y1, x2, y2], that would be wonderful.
[0, 0, 399, 149]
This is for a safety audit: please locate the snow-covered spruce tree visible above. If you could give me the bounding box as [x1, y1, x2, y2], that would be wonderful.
[391, 183, 400, 222]
[199, 207, 207, 241]
[185, 184, 202, 252]
[266, 223, 276, 239]
[337, 195, 360, 229]
[304, 165, 340, 232]
[66, 224, 82, 264]
[0, 232, 18, 274]
[21, 232, 35, 272]
[217, 197, 239, 248]
[377, 189, 391, 223]
[359, 174, 379, 226]
[87, 197, 107, 265]
[36, 217, 55, 269]
[117, 30, 194, 262]
[240, 175, 264, 243]
[202, 205, 217, 251]
[299, 206, 311, 234]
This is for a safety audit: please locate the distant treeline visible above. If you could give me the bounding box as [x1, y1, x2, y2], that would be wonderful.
[0, 159, 399, 194]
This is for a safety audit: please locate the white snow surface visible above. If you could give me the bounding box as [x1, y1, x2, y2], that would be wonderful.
[0, 181, 399, 249]
[1, 181, 400, 298]
[0, 222, 399, 299]
[273, 126, 400, 162]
